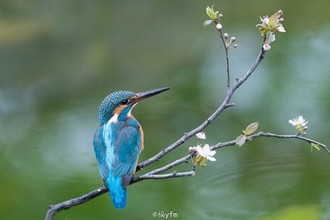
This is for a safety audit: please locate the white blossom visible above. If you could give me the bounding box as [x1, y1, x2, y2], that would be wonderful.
[195, 144, 216, 161]
[289, 116, 308, 135]
[196, 132, 206, 140]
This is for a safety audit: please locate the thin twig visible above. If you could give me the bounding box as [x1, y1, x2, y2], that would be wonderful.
[219, 29, 231, 88]
[250, 132, 330, 154]
[146, 154, 192, 175]
[132, 171, 195, 183]
[210, 132, 330, 154]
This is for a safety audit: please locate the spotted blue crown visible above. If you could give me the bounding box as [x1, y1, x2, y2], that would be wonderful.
[98, 91, 134, 125]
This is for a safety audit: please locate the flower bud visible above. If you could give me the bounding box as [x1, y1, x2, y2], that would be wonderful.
[216, 23, 222, 30]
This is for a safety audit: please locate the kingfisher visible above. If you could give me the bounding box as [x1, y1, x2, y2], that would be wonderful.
[93, 87, 170, 209]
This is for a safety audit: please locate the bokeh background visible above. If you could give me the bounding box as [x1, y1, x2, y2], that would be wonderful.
[1, 0, 330, 219]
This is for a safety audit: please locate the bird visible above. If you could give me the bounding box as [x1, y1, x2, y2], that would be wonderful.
[93, 87, 170, 209]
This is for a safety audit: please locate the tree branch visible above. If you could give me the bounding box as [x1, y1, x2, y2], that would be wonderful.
[45, 170, 195, 220]
[137, 49, 265, 171]
[46, 42, 267, 220]
[46, 129, 329, 220]
[45, 8, 327, 220]
[45, 187, 107, 220]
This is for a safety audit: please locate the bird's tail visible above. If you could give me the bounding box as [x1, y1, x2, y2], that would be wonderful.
[106, 175, 127, 209]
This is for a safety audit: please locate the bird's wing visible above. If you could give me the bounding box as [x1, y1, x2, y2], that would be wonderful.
[105, 119, 141, 186]
[112, 125, 141, 176]
[93, 126, 108, 179]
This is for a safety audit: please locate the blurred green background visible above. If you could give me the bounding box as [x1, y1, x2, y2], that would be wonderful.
[1, 0, 330, 219]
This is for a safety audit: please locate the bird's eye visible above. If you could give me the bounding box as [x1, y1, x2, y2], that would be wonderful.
[121, 99, 129, 105]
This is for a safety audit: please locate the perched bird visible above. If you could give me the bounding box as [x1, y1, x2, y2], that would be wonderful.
[93, 87, 169, 209]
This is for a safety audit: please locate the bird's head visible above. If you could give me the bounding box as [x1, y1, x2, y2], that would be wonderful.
[98, 87, 170, 125]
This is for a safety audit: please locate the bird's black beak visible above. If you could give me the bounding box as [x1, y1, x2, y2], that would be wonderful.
[133, 87, 170, 104]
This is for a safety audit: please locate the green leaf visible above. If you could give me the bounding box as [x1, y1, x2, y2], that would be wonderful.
[311, 143, 320, 151]
[206, 5, 219, 20]
[236, 134, 246, 147]
[203, 20, 213, 26]
[244, 122, 259, 136]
